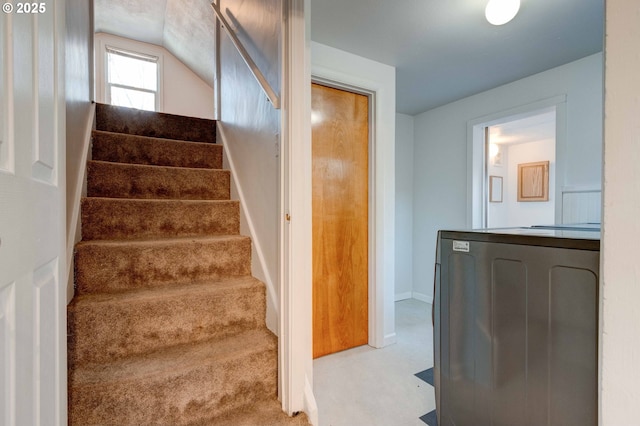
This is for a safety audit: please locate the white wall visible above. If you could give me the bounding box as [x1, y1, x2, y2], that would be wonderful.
[412, 53, 603, 298]
[488, 138, 556, 228]
[218, 0, 282, 333]
[94, 33, 215, 119]
[66, 0, 94, 301]
[218, 1, 316, 418]
[311, 41, 397, 347]
[601, 2, 640, 423]
[395, 113, 414, 300]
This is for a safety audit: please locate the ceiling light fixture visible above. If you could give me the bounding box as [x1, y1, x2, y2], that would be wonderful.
[485, 0, 520, 26]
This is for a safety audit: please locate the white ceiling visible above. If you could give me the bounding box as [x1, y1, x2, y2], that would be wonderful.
[311, 0, 604, 115]
[95, 0, 604, 116]
[489, 109, 556, 146]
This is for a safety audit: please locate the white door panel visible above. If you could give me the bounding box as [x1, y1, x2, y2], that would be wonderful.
[1, 282, 16, 426]
[0, 2, 66, 425]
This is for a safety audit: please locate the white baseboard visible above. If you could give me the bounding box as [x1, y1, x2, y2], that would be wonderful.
[384, 332, 397, 346]
[412, 291, 434, 305]
[395, 291, 412, 301]
[304, 375, 319, 426]
[217, 122, 279, 334]
[66, 103, 95, 304]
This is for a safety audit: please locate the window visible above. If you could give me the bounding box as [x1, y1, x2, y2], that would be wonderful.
[106, 47, 158, 111]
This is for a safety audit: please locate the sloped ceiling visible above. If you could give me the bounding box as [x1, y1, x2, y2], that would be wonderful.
[94, 0, 216, 88]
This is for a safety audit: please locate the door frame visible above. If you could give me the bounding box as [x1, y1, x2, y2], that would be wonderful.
[279, 32, 396, 420]
[310, 71, 390, 350]
[310, 78, 378, 350]
[466, 95, 568, 228]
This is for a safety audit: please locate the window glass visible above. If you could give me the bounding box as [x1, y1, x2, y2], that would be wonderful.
[110, 86, 156, 112]
[107, 51, 157, 91]
[106, 47, 158, 111]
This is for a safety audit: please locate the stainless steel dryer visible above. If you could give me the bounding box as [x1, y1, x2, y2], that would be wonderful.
[434, 227, 599, 426]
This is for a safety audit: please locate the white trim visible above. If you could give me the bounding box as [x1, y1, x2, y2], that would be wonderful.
[466, 95, 567, 228]
[66, 103, 95, 303]
[413, 291, 434, 305]
[384, 332, 397, 346]
[303, 376, 318, 425]
[395, 291, 413, 301]
[280, 0, 315, 419]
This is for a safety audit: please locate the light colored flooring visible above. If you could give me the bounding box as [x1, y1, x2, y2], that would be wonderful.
[313, 299, 436, 426]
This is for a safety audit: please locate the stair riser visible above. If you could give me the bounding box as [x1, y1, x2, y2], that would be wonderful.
[96, 103, 216, 143]
[69, 349, 277, 426]
[87, 161, 231, 200]
[75, 238, 251, 295]
[68, 282, 266, 365]
[81, 198, 240, 240]
[92, 130, 223, 169]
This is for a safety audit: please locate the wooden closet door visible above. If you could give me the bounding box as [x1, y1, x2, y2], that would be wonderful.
[312, 83, 369, 358]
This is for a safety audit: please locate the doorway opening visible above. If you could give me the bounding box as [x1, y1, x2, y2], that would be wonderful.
[485, 108, 556, 228]
[467, 96, 566, 229]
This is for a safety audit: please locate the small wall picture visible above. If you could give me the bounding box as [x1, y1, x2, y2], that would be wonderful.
[517, 161, 549, 202]
[489, 175, 503, 203]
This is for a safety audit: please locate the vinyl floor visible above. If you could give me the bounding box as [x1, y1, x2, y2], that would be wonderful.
[313, 299, 437, 426]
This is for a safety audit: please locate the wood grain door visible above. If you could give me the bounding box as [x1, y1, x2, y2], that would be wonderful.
[312, 83, 369, 358]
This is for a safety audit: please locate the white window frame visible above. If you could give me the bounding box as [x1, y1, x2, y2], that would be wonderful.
[95, 33, 165, 112]
[105, 46, 159, 111]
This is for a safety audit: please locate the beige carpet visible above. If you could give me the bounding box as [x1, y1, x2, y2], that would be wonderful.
[68, 103, 309, 425]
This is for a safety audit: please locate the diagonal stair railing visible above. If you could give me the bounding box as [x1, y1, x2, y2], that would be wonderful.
[211, 2, 281, 109]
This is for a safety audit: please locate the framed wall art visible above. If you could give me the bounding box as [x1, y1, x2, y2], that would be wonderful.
[517, 161, 549, 202]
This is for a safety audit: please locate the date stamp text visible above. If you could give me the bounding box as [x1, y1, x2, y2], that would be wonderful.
[3, 3, 47, 14]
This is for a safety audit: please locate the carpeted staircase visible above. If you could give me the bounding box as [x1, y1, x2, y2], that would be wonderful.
[68, 104, 308, 425]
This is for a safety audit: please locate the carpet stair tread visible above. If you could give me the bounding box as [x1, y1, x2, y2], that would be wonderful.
[71, 328, 276, 382]
[69, 329, 278, 425]
[68, 276, 266, 365]
[92, 130, 223, 169]
[75, 233, 251, 248]
[74, 235, 252, 295]
[71, 275, 264, 305]
[96, 103, 216, 143]
[81, 197, 240, 240]
[212, 398, 311, 426]
[87, 160, 230, 200]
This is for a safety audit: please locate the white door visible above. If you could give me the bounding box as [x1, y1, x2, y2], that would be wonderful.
[0, 3, 67, 425]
